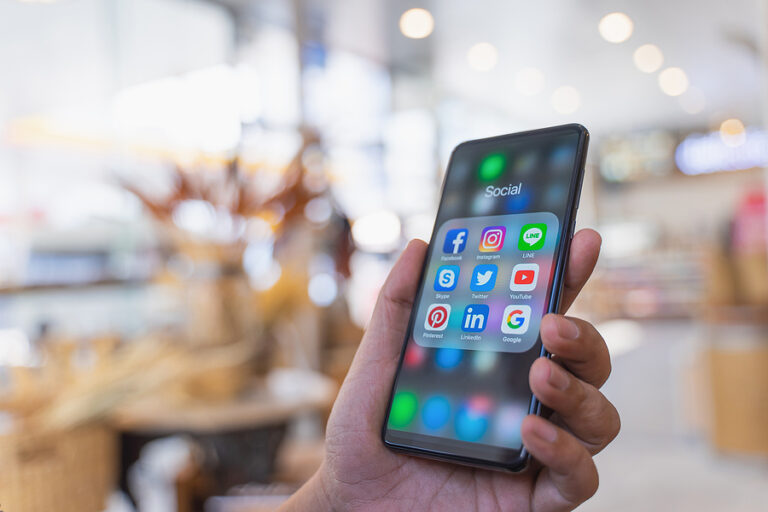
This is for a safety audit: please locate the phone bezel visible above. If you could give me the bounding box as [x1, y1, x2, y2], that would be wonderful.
[381, 123, 589, 472]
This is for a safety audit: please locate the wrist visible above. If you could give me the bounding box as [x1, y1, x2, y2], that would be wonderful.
[279, 463, 335, 511]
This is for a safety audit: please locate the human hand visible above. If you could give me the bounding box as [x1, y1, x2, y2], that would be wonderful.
[281, 229, 619, 512]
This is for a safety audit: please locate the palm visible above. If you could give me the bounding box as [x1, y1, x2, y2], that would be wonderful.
[325, 416, 537, 511]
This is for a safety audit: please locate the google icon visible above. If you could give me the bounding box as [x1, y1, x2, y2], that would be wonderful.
[501, 305, 531, 334]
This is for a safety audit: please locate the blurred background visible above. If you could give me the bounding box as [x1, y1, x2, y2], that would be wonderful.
[1, 0, 768, 511]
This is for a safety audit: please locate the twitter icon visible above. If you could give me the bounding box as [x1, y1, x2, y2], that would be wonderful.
[470, 264, 498, 292]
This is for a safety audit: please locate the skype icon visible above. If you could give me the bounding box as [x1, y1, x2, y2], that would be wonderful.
[434, 265, 460, 292]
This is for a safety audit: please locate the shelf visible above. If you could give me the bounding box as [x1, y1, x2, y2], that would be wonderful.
[0, 278, 151, 295]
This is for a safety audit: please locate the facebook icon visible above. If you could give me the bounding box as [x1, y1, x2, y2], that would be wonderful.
[443, 229, 468, 254]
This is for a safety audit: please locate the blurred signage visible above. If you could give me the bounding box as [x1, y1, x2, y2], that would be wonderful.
[599, 131, 677, 182]
[675, 129, 768, 176]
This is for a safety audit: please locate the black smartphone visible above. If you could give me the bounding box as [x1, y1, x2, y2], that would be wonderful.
[382, 124, 589, 471]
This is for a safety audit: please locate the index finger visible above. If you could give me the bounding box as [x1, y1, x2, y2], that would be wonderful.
[559, 228, 602, 313]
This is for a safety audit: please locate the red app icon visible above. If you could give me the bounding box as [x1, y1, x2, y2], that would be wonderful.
[509, 263, 539, 291]
[424, 304, 451, 331]
[515, 270, 534, 285]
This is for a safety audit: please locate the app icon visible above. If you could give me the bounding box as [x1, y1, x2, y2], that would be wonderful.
[509, 263, 539, 292]
[470, 264, 498, 292]
[404, 344, 425, 368]
[388, 391, 418, 428]
[443, 228, 468, 254]
[473, 350, 497, 373]
[478, 153, 506, 181]
[494, 403, 526, 446]
[421, 395, 451, 430]
[435, 347, 463, 370]
[461, 304, 489, 332]
[501, 305, 532, 334]
[455, 395, 492, 442]
[424, 304, 451, 331]
[518, 223, 547, 251]
[479, 226, 506, 252]
[434, 265, 460, 291]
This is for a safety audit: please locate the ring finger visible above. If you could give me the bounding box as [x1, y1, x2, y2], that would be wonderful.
[529, 357, 621, 454]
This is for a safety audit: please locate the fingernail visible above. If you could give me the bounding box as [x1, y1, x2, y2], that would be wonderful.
[547, 363, 570, 391]
[556, 316, 579, 340]
[532, 420, 558, 443]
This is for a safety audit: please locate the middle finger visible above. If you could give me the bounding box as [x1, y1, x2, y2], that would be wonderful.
[540, 314, 612, 388]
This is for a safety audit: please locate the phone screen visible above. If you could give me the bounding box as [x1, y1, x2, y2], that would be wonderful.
[383, 125, 587, 468]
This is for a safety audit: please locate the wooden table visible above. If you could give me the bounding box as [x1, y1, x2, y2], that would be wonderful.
[110, 369, 336, 508]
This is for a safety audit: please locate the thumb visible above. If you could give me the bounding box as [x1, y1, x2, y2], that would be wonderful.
[333, 239, 427, 433]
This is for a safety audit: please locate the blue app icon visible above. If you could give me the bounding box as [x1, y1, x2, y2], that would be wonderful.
[422, 395, 451, 430]
[435, 347, 463, 370]
[434, 265, 459, 291]
[455, 396, 492, 442]
[443, 229, 468, 254]
[470, 264, 498, 292]
[461, 304, 489, 332]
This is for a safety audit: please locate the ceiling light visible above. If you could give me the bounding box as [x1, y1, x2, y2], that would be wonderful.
[399, 8, 434, 39]
[467, 42, 498, 72]
[633, 44, 664, 73]
[598, 12, 634, 43]
[658, 67, 689, 96]
[514, 67, 545, 96]
[551, 86, 581, 114]
[720, 118, 746, 147]
[678, 87, 706, 114]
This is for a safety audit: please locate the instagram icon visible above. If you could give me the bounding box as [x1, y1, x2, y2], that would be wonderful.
[479, 226, 506, 252]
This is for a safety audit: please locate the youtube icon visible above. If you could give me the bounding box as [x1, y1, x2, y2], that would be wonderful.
[515, 270, 535, 285]
[510, 263, 539, 291]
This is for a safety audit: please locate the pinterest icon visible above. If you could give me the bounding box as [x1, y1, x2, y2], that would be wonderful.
[424, 304, 451, 331]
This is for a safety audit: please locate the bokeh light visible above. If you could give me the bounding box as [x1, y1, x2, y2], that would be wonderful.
[719, 118, 746, 147]
[399, 8, 434, 39]
[633, 44, 664, 73]
[467, 42, 499, 71]
[308, 273, 338, 306]
[551, 86, 581, 114]
[658, 67, 689, 96]
[678, 87, 707, 114]
[351, 210, 401, 252]
[598, 12, 634, 43]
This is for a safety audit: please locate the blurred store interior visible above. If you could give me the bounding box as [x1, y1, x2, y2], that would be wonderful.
[1, 0, 768, 510]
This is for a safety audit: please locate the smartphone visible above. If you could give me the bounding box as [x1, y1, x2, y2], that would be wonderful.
[382, 124, 589, 471]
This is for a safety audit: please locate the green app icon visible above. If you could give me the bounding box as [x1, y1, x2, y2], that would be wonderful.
[518, 223, 547, 251]
[388, 391, 418, 428]
[478, 153, 506, 181]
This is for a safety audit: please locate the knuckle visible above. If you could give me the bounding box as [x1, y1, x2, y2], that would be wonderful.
[584, 392, 621, 448]
[607, 403, 622, 441]
[585, 466, 600, 499]
[572, 378, 592, 409]
[563, 451, 600, 505]
[601, 353, 613, 383]
[573, 451, 600, 502]
[575, 386, 615, 441]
